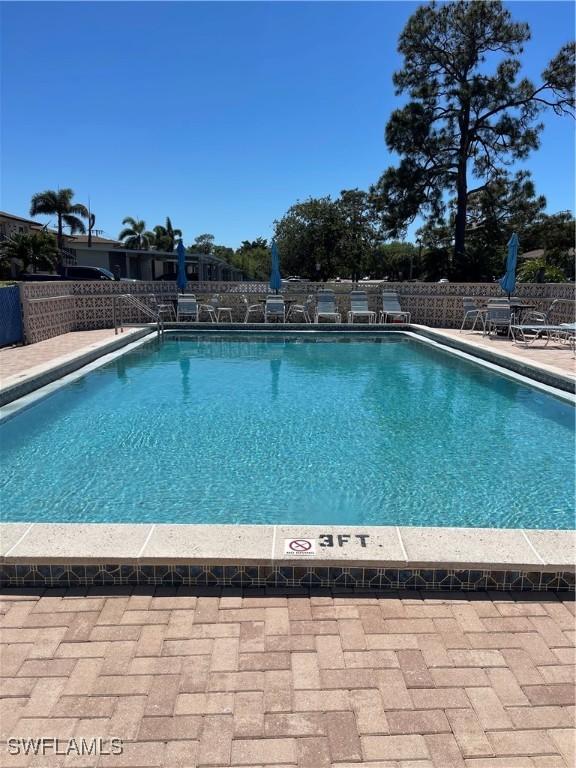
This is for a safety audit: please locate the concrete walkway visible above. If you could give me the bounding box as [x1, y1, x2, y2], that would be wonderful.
[1, 588, 574, 767]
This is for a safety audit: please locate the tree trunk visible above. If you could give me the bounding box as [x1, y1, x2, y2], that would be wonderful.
[57, 214, 63, 250]
[57, 213, 64, 271]
[454, 172, 467, 260]
[454, 103, 470, 261]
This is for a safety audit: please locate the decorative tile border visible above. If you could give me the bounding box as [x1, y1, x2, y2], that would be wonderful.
[1, 563, 573, 592]
[18, 280, 575, 344]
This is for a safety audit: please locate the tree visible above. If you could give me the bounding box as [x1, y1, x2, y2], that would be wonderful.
[190, 234, 215, 255]
[118, 217, 155, 249]
[29, 188, 89, 256]
[152, 217, 182, 252]
[335, 189, 381, 281]
[0, 231, 59, 273]
[274, 197, 345, 280]
[87, 212, 96, 248]
[238, 238, 268, 252]
[213, 245, 235, 262]
[523, 210, 575, 278]
[372, 241, 420, 281]
[230, 243, 270, 280]
[418, 169, 548, 280]
[371, 0, 575, 261]
[517, 259, 567, 283]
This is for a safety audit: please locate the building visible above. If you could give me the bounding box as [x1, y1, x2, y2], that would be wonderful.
[0, 211, 51, 239]
[0, 211, 245, 281]
[67, 235, 245, 281]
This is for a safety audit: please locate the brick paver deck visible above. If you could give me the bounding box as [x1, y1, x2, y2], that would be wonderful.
[434, 329, 575, 378]
[1, 588, 574, 767]
[0, 329, 143, 382]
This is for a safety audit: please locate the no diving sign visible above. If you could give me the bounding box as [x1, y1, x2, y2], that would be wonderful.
[284, 538, 316, 556]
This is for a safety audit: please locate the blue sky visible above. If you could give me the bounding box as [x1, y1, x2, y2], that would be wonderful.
[1, 1, 574, 248]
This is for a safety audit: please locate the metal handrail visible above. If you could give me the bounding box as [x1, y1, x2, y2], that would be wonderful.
[113, 294, 164, 340]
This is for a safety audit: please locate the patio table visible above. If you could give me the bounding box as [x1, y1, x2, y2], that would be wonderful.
[509, 302, 537, 322]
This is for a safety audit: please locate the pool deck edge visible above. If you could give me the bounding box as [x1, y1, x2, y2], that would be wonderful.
[1, 524, 573, 590]
[0, 327, 153, 407]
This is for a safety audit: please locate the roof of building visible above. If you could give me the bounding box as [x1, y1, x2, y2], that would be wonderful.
[0, 211, 46, 226]
[520, 247, 575, 260]
[70, 234, 120, 245]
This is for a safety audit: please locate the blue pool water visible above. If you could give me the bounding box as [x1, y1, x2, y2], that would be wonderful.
[1, 333, 574, 529]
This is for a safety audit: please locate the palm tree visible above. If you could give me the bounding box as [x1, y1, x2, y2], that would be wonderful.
[29, 189, 88, 253]
[87, 212, 96, 247]
[118, 217, 155, 249]
[0, 231, 59, 274]
[152, 216, 182, 252]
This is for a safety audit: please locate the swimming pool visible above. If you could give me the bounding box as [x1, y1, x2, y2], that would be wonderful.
[1, 332, 574, 529]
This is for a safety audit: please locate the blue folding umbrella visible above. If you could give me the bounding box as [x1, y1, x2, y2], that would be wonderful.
[176, 239, 187, 293]
[499, 232, 519, 298]
[269, 240, 281, 294]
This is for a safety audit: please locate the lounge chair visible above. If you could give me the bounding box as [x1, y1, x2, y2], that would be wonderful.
[348, 290, 376, 324]
[379, 292, 410, 324]
[264, 295, 285, 323]
[511, 321, 576, 348]
[460, 297, 486, 333]
[176, 295, 199, 322]
[315, 290, 341, 323]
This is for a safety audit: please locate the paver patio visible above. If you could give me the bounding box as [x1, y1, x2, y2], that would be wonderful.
[0, 329, 143, 383]
[0, 587, 574, 767]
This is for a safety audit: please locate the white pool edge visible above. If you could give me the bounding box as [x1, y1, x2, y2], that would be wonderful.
[1, 327, 573, 590]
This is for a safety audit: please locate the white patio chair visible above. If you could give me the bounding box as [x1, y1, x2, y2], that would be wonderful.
[198, 297, 218, 323]
[176, 295, 199, 322]
[242, 295, 262, 323]
[460, 297, 486, 333]
[149, 294, 176, 321]
[347, 290, 376, 324]
[210, 294, 233, 322]
[379, 292, 411, 323]
[286, 295, 313, 323]
[484, 301, 512, 337]
[264, 295, 285, 323]
[315, 290, 341, 323]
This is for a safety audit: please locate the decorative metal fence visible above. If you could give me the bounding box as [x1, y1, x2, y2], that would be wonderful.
[0, 285, 23, 347]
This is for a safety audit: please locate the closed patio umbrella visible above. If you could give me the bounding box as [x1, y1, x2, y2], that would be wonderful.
[176, 239, 187, 294]
[499, 232, 519, 298]
[269, 240, 281, 294]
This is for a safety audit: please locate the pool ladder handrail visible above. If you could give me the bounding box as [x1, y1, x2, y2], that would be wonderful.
[113, 294, 164, 340]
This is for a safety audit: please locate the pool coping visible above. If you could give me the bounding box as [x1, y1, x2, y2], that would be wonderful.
[1, 326, 574, 591]
[1, 523, 574, 591]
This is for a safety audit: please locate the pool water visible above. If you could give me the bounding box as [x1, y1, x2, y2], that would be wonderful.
[1, 333, 574, 529]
